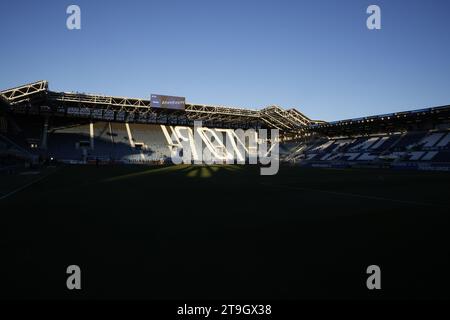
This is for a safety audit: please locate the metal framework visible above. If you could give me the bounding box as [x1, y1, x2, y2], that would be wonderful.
[4, 81, 446, 138]
[0, 81, 313, 133]
[307, 105, 450, 136]
[1, 80, 48, 104]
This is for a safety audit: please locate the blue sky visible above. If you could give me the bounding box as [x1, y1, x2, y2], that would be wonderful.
[1, 0, 449, 121]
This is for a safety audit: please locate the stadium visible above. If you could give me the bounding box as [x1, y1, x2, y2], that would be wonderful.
[1, 80, 450, 299]
[1, 80, 450, 169]
[3, 1, 450, 310]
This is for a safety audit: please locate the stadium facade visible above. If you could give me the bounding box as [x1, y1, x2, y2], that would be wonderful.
[1, 81, 450, 170]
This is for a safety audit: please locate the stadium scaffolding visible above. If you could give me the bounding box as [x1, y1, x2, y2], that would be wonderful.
[3, 81, 448, 137]
[0, 81, 314, 133]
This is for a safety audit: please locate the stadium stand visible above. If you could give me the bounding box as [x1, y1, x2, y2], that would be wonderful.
[47, 120, 90, 161]
[129, 123, 171, 161]
[107, 122, 142, 162]
[1, 81, 450, 170]
[91, 122, 114, 160]
[284, 128, 450, 167]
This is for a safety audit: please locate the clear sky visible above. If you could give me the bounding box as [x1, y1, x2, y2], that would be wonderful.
[1, 0, 450, 121]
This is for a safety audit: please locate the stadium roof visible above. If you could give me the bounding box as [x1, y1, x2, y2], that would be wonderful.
[2, 81, 448, 137]
[0, 81, 313, 132]
[308, 105, 450, 136]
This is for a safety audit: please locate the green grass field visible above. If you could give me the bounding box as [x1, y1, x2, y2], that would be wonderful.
[1, 164, 450, 299]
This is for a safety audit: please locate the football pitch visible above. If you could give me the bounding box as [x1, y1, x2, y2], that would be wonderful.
[1, 164, 450, 299]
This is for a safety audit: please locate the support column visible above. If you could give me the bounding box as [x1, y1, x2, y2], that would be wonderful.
[90, 121, 94, 150]
[125, 123, 135, 147]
